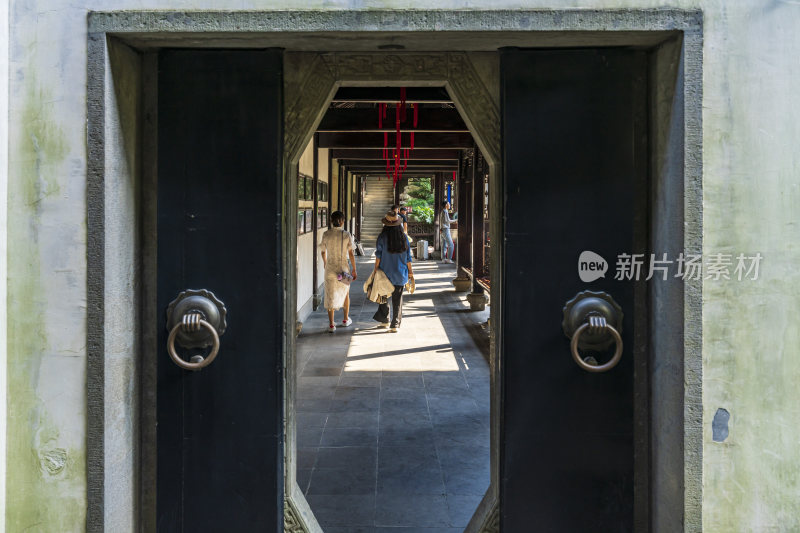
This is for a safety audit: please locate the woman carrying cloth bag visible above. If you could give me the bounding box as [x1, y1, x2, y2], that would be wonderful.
[372, 210, 414, 333]
[320, 210, 357, 333]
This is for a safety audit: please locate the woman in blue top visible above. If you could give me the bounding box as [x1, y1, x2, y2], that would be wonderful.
[372, 210, 414, 332]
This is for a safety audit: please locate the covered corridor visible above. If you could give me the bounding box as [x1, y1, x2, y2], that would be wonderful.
[295, 86, 492, 325]
[295, 254, 491, 531]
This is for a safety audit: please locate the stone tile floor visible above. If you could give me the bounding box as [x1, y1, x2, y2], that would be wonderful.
[296, 252, 491, 532]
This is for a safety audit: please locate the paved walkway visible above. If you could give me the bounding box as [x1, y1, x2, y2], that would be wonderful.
[295, 252, 490, 532]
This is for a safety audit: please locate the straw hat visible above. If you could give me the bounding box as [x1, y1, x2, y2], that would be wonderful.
[381, 210, 401, 227]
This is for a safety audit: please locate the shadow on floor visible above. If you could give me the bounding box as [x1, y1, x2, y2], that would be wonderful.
[295, 253, 491, 531]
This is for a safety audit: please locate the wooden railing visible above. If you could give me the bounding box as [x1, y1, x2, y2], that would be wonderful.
[407, 221, 435, 238]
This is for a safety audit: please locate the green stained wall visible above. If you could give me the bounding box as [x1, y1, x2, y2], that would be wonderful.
[7, 73, 85, 529]
[6, 1, 800, 532]
[700, 2, 800, 529]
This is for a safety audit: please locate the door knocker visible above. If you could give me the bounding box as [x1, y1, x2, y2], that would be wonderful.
[562, 291, 623, 373]
[165, 289, 227, 371]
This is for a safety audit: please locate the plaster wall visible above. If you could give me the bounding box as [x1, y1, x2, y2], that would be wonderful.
[5, 2, 800, 532]
[297, 140, 323, 319]
[296, 233, 318, 320]
[0, 0, 8, 528]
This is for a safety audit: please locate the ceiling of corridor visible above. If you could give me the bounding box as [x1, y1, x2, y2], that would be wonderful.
[320, 87, 470, 178]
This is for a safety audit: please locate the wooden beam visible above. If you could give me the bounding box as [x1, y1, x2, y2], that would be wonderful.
[331, 87, 451, 104]
[318, 108, 466, 133]
[318, 132, 474, 149]
[338, 159, 458, 168]
[345, 166, 457, 173]
[352, 172, 440, 176]
[331, 149, 459, 160]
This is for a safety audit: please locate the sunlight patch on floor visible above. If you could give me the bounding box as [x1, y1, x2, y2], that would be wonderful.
[344, 293, 461, 372]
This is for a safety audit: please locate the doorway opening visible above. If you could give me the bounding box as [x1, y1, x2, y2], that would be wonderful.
[292, 86, 493, 530]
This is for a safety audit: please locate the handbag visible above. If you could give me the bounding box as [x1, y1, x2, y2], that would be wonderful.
[405, 276, 415, 294]
[337, 231, 353, 285]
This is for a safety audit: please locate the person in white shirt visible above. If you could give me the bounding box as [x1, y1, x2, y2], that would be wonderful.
[439, 200, 455, 264]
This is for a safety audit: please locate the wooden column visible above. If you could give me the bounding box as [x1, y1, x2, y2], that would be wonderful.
[345, 170, 351, 231]
[465, 147, 488, 310]
[339, 165, 346, 212]
[348, 171, 354, 233]
[327, 151, 333, 229]
[433, 172, 442, 252]
[452, 150, 472, 291]
[456, 150, 472, 271]
[312, 134, 321, 309]
[471, 149, 486, 293]
[355, 175, 362, 242]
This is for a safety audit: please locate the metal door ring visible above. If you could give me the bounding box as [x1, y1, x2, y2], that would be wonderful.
[167, 319, 220, 371]
[570, 321, 623, 373]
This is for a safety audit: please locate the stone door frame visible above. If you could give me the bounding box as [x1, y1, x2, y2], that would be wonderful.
[282, 51, 502, 532]
[86, 9, 703, 532]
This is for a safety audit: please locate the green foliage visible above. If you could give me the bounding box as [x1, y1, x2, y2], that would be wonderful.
[407, 177, 434, 202]
[408, 202, 434, 223]
[405, 178, 434, 223]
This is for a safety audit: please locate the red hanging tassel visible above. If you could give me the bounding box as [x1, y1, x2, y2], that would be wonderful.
[396, 107, 401, 163]
[453, 170, 456, 181]
[413, 103, 418, 128]
[395, 147, 401, 185]
[410, 131, 415, 150]
[384, 131, 388, 148]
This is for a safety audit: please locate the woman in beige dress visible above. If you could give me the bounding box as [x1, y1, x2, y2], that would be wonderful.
[320, 210, 357, 333]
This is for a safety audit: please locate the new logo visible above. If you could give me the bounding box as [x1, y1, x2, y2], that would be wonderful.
[578, 251, 608, 282]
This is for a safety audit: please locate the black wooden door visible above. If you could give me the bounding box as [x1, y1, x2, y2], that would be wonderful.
[157, 50, 284, 531]
[501, 49, 646, 531]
